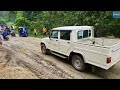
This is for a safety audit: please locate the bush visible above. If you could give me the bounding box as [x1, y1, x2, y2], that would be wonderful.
[0, 17, 6, 25]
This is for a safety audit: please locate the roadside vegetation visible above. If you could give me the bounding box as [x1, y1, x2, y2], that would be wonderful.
[1, 11, 120, 38]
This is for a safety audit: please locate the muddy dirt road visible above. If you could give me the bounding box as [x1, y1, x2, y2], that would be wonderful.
[0, 35, 120, 79]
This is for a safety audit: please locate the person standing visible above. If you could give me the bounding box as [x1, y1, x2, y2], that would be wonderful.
[43, 26, 47, 37]
[34, 28, 37, 37]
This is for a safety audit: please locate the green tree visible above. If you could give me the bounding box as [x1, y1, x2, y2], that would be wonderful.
[14, 11, 29, 29]
[0, 17, 6, 25]
[11, 11, 120, 38]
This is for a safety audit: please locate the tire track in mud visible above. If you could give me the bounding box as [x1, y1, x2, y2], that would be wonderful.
[18, 51, 75, 79]
[0, 46, 13, 69]
[3, 44, 46, 79]
[16, 59, 66, 79]
[3, 42, 75, 79]
[4, 50, 12, 65]
[24, 52, 75, 79]
[16, 59, 45, 79]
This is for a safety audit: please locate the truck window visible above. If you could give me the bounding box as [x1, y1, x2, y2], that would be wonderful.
[78, 30, 91, 39]
[77, 31, 83, 39]
[83, 30, 88, 38]
[51, 30, 58, 39]
[60, 30, 71, 40]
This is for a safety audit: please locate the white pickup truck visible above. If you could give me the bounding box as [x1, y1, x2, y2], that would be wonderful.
[41, 26, 120, 72]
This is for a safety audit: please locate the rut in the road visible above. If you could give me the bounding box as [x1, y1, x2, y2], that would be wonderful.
[3, 43, 75, 79]
[17, 60, 61, 79]
[19, 52, 75, 79]
[29, 53, 75, 78]
[0, 47, 13, 69]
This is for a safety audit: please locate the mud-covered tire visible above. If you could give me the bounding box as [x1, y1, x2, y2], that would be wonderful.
[41, 44, 50, 55]
[71, 55, 86, 72]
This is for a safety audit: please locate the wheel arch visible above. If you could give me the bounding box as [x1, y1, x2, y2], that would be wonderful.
[41, 41, 48, 49]
[69, 51, 87, 63]
[41, 42, 45, 46]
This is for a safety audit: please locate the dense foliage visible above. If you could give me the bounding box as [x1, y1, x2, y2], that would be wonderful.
[0, 17, 6, 25]
[7, 11, 120, 37]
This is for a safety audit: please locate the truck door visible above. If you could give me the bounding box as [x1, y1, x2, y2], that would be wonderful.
[49, 30, 59, 51]
[59, 30, 72, 55]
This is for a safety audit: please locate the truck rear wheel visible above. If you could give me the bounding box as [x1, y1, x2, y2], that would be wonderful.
[71, 55, 86, 72]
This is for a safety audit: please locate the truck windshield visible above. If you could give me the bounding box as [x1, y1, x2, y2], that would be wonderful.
[77, 30, 91, 39]
[51, 30, 58, 39]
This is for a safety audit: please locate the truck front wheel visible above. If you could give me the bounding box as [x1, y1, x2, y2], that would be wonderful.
[41, 44, 50, 55]
[71, 55, 86, 72]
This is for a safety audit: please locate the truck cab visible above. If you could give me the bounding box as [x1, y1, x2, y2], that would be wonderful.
[41, 26, 94, 71]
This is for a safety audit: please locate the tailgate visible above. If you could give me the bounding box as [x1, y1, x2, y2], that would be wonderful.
[111, 42, 120, 62]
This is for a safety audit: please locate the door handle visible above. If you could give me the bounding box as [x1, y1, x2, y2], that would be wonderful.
[56, 40, 58, 41]
[67, 42, 70, 44]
